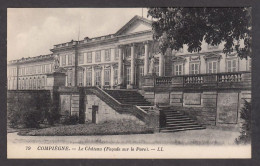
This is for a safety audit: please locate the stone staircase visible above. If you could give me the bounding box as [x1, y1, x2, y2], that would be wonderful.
[104, 90, 152, 106]
[104, 89, 205, 133]
[159, 107, 206, 132]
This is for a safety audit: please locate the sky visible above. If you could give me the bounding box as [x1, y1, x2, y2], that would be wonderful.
[7, 8, 149, 61]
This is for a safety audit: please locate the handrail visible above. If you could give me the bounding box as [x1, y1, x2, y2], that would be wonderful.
[95, 86, 123, 105]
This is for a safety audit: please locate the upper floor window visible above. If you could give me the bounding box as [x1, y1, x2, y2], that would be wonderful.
[207, 61, 218, 74]
[114, 48, 119, 60]
[248, 58, 251, 71]
[42, 65, 45, 73]
[105, 49, 111, 61]
[114, 68, 118, 85]
[226, 59, 237, 72]
[45, 64, 50, 73]
[87, 52, 92, 63]
[95, 51, 101, 62]
[190, 63, 200, 74]
[137, 45, 145, 58]
[78, 53, 84, 64]
[125, 46, 131, 58]
[208, 44, 219, 50]
[139, 66, 144, 77]
[86, 69, 92, 86]
[62, 55, 66, 66]
[68, 55, 72, 65]
[104, 69, 111, 86]
[155, 65, 159, 76]
[174, 64, 183, 75]
[67, 70, 73, 86]
[77, 70, 83, 86]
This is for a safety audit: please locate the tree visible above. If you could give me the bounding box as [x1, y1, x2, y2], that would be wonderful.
[147, 7, 252, 59]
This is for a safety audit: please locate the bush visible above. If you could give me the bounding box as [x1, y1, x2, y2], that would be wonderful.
[236, 100, 251, 144]
[62, 114, 79, 125]
[23, 109, 43, 128]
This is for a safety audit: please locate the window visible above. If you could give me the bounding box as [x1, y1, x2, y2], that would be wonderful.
[68, 55, 72, 65]
[105, 49, 111, 61]
[67, 70, 73, 86]
[248, 58, 251, 71]
[114, 68, 118, 85]
[174, 64, 183, 75]
[126, 67, 131, 85]
[125, 46, 131, 58]
[78, 70, 83, 86]
[155, 65, 159, 76]
[46, 64, 50, 73]
[62, 55, 66, 66]
[95, 70, 101, 86]
[104, 69, 111, 86]
[207, 61, 218, 73]
[78, 53, 84, 64]
[86, 69, 92, 86]
[41, 76, 45, 89]
[227, 59, 237, 72]
[208, 44, 219, 50]
[42, 65, 45, 73]
[95, 51, 101, 62]
[190, 63, 200, 74]
[87, 52, 92, 63]
[137, 45, 145, 57]
[139, 66, 144, 77]
[37, 78, 41, 89]
[114, 48, 119, 60]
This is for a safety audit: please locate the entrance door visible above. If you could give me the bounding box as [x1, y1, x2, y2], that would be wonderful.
[92, 105, 98, 123]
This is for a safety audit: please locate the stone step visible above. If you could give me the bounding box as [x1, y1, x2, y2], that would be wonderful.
[165, 122, 199, 126]
[160, 126, 205, 133]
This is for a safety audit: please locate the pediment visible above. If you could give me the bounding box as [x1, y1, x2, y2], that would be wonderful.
[115, 15, 152, 36]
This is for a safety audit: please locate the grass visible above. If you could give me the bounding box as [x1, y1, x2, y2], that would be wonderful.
[18, 120, 154, 136]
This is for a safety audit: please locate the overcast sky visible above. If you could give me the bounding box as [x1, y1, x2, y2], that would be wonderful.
[7, 8, 149, 61]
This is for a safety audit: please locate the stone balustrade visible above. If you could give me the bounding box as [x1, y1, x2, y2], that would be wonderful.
[144, 71, 251, 90]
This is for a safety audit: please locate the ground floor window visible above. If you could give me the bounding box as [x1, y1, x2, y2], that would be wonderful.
[190, 63, 200, 74]
[86, 69, 92, 86]
[37, 78, 41, 89]
[104, 69, 111, 86]
[126, 67, 131, 85]
[95, 70, 101, 86]
[207, 61, 218, 74]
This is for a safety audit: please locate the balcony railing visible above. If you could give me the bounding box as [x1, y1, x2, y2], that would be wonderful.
[151, 71, 251, 89]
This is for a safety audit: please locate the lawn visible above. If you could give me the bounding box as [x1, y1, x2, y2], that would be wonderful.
[18, 120, 154, 136]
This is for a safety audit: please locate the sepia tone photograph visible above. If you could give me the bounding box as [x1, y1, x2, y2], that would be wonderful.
[7, 7, 252, 159]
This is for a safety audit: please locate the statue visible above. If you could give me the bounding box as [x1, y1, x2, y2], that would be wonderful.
[148, 56, 155, 75]
[53, 55, 60, 70]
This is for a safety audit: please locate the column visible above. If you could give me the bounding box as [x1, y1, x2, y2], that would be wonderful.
[159, 53, 165, 76]
[144, 41, 149, 76]
[118, 46, 123, 86]
[130, 43, 135, 87]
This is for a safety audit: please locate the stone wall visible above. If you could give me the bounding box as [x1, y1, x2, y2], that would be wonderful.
[85, 94, 143, 124]
[143, 89, 251, 126]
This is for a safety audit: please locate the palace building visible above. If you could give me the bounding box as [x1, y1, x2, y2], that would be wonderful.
[7, 15, 252, 130]
[7, 15, 251, 90]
